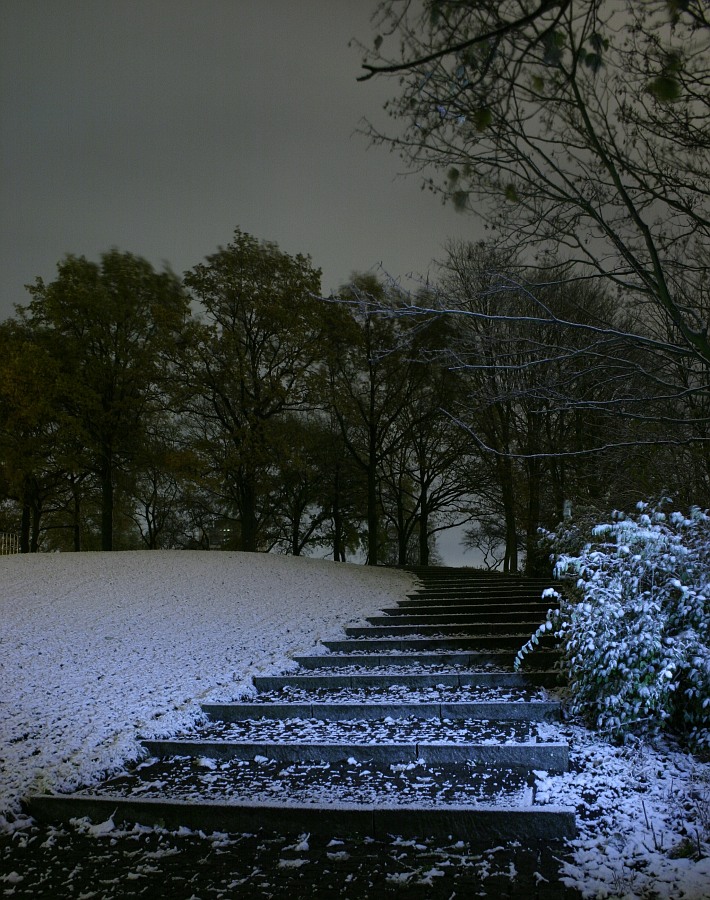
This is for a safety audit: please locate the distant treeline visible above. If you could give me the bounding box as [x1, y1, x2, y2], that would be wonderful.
[1, 229, 707, 571]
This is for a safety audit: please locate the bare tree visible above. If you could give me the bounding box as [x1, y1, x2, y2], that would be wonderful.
[358, 1, 710, 373]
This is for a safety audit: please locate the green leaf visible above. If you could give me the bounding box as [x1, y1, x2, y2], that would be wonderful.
[473, 107, 492, 131]
[584, 52, 602, 73]
[532, 75, 545, 93]
[589, 32, 609, 54]
[647, 75, 681, 102]
[542, 29, 565, 66]
[429, 0, 443, 27]
[504, 183, 519, 203]
[452, 190, 468, 211]
[664, 50, 683, 74]
[447, 167, 460, 184]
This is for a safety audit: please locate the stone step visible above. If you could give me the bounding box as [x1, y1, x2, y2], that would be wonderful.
[346, 622, 545, 637]
[42, 756, 536, 809]
[409, 568, 549, 576]
[201, 700, 561, 722]
[412, 584, 553, 591]
[412, 580, 551, 586]
[26, 753, 574, 845]
[411, 587, 551, 595]
[250, 684, 547, 706]
[180, 713, 562, 752]
[26, 793, 575, 843]
[294, 650, 559, 670]
[367, 612, 547, 626]
[322, 635, 548, 652]
[182, 712, 546, 743]
[387, 601, 550, 613]
[252, 671, 560, 690]
[408, 590, 549, 601]
[23, 567, 576, 849]
[141, 737, 569, 770]
[406, 568, 550, 580]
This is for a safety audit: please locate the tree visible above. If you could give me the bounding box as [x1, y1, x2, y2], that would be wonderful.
[23, 251, 190, 550]
[126, 416, 196, 549]
[377, 311, 472, 565]
[265, 414, 337, 557]
[0, 320, 63, 551]
[432, 242, 649, 572]
[328, 275, 441, 566]
[308, 409, 366, 563]
[182, 228, 326, 552]
[359, 1, 710, 397]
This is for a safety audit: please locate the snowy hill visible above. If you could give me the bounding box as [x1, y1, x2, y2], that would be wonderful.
[0, 551, 413, 817]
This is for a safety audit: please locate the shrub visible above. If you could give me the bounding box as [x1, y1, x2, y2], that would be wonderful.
[516, 503, 710, 750]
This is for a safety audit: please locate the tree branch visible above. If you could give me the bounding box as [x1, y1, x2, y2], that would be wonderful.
[357, 0, 571, 81]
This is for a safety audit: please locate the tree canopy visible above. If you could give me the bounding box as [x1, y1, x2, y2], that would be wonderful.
[3, 218, 709, 570]
[21, 251, 189, 550]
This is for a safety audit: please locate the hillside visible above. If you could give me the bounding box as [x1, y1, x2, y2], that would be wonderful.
[0, 551, 413, 816]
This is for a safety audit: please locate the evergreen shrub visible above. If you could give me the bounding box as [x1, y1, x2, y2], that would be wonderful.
[516, 503, 710, 750]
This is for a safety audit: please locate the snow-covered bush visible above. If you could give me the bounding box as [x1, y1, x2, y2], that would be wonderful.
[516, 503, 710, 750]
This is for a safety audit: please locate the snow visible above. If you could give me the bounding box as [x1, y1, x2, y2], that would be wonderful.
[1, 549, 708, 898]
[0, 550, 413, 817]
[533, 723, 710, 899]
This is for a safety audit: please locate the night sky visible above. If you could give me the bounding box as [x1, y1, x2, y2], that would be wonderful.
[1, 0, 480, 322]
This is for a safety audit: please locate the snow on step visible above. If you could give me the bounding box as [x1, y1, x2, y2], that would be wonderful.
[25, 565, 575, 844]
[294, 650, 560, 670]
[406, 589, 549, 600]
[247, 683, 549, 703]
[345, 622, 545, 637]
[379, 605, 550, 617]
[201, 700, 561, 722]
[183, 714, 545, 745]
[27, 792, 576, 842]
[252, 670, 560, 689]
[69, 754, 538, 807]
[140, 737, 569, 771]
[321, 636, 550, 652]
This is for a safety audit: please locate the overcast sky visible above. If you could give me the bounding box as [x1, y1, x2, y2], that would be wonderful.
[0, 0, 481, 323]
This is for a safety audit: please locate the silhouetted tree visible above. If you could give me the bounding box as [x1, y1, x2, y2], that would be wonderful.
[22, 251, 189, 550]
[182, 228, 326, 552]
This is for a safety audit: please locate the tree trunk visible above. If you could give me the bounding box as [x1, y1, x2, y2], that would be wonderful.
[397, 493, 408, 566]
[332, 467, 345, 562]
[498, 457, 517, 574]
[525, 457, 544, 576]
[20, 503, 31, 554]
[366, 359, 379, 567]
[291, 504, 302, 556]
[504, 512, 518, 573]
[419, 488, 430, 567]
[366, 456, 379, 566]
[100, 452, 113, 551]
[238, 473, 258, 552]
[30, 502, 41, 553]
[72, 488, 82, 552]
[499, 458, 518, 573]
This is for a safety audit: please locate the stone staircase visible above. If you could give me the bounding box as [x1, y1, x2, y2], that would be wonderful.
[26, 567, 575, 844]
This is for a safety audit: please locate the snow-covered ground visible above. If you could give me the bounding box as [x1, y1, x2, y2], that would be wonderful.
[0, 551, 413, 816]
[1, 551, 708, 899]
